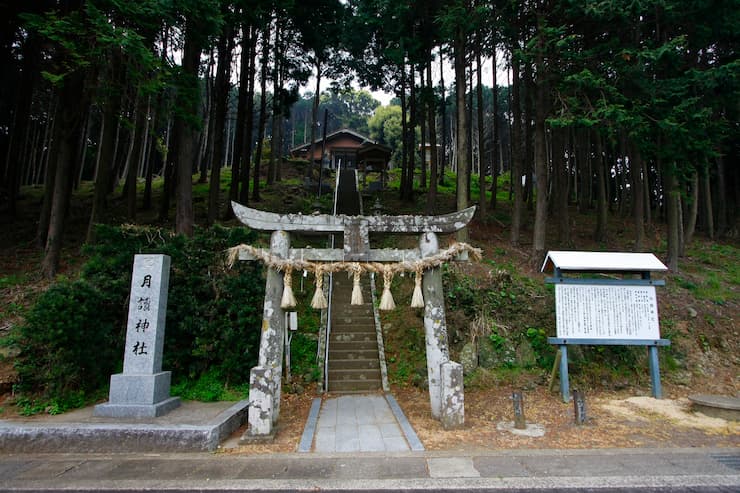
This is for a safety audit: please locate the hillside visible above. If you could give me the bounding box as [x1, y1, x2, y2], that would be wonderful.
[1, 166, 738, 425]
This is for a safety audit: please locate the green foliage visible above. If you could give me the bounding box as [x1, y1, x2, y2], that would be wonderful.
[170, 368, 247, 402]
[12, 280, 120, 405]
[81, 224, 264, 383]
[368, 105, 404, 165]
[525, 327, 555, 369]
[290, 333, 320, 383]
[10, 224, 265, 412]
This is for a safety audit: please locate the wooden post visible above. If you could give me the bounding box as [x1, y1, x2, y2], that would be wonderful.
[548, 349, 562, 393]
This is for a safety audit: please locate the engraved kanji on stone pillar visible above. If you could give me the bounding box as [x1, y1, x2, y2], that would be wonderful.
[94, 254, 180, 418]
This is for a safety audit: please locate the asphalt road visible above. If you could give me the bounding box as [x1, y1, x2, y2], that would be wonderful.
[1, 448, 738, 492]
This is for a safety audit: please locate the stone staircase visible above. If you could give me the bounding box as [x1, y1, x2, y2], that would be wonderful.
[327, 273, 382, 393]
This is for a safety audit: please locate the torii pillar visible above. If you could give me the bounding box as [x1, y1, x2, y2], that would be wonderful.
[240, 230, 289, 442]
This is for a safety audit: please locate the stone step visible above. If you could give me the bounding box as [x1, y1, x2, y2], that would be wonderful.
[328, 378, 382, 392]
[331, 317, 375, 331]
[330, 324, 376, 334]
[330, 307, 374, 317]
[330, 340, 378, 351]
[328, 369, 381, 381]
[330, 329, 376, 337]
[328, 358, 380, 370]
[330, 333, 376, 343]
[328, 349, 379, 360]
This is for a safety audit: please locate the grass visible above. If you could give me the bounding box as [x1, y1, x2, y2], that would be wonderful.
[676, 242, 739, 305]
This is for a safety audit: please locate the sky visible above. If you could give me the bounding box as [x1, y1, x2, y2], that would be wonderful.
[303, 52, 510, 108]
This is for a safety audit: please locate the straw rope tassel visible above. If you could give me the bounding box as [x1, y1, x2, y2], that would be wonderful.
[379, 269, 396, 310]
[281, 267, 297, 309]
[410, 267, 424, 308]
[311, 266, 328, 309]
[351, 267, 364, 305]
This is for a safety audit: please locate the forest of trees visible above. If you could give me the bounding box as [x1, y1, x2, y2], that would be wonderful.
[0, 0, 737, 279]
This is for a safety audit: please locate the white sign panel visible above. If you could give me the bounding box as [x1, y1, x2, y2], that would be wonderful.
[555, 284, 660, 339]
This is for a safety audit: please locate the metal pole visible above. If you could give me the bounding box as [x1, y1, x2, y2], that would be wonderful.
[559, 344, 570, 403]
[648, 345, 663, 398]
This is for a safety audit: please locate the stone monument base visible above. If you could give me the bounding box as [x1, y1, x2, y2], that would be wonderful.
[93, 371, 181, 418]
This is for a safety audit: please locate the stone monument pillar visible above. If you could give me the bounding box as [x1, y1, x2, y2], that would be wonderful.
[94, 254, 180, 418]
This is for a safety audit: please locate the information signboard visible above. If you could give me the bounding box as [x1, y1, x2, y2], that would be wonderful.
[555, 284, 660, 340]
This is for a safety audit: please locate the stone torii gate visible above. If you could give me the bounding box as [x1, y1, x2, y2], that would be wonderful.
[231, 201, 476, 440]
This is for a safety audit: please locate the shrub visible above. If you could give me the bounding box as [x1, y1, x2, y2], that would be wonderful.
[13, 280, 120, 404]
[12, 224, 265, 410]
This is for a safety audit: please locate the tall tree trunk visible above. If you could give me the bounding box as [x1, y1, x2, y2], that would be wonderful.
[577, 128, 590, 213]
[419, 65, 427, 190]
[252, 25, 270, 202]
[554, 129, 570, 246]
[159, 120, 176, 222]
[454, 26, 470, 242]
[126, 94, 147, 220]
[683, 169, 699, 252]
[593, 131, 608, 243]
[531, 16, 548, 261]
[42, 71, 86, 278]
[267, 18, 281, 186]
[523, 61, 533, 209]
[665, 165, 680, 271]
[510, 53, 523, 247]
[399, 58, 408, 200]
[475, 45, 486, 222]
[702, 164, 714, 238]
[715, 155, 726, 236]
[631, 144, 645, 251]
[208, 20, 234, 225]
[227, 22, 250, 214]
[5, 32, 40, 218]
[143, 101, 160, 211]
[439, 45, 446, 186]
[175, 19, 203, 237]
[425, 55, 438, 214]
[642, 152, 652, 228]
[87, 51, 123, 242]
[306, 58, 321, 183]
[490, 48, 499, 210]
[240, 26, 257, 203]
[199, 49, 215, 184]
[404, 63, 416, 202]
[37, 99, 60, 248]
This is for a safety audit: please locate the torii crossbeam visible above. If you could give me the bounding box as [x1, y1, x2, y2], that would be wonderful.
[232, 201, 475, 261]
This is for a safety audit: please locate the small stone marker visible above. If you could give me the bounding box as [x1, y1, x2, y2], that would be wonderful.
[573, 389, 587, 424]
[512, 391, 526, 429]
[94, 254, 180, 418]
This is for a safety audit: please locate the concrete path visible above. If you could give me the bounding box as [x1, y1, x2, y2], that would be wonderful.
[1, 448, 737, 491]
[302, 394, 424, 452]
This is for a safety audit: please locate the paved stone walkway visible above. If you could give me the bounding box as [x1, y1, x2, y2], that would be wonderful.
[309, 394, 422, 453]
